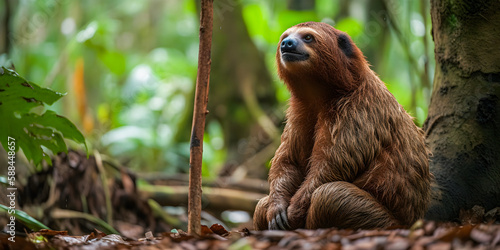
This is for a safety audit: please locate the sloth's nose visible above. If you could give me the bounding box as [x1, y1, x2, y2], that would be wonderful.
[281, 37, 298, 52]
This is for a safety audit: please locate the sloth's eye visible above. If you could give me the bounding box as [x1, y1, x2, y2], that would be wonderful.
[304, 34, 313, 43]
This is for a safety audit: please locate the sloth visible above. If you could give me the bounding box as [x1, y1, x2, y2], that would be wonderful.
[253, 22, 431, 230]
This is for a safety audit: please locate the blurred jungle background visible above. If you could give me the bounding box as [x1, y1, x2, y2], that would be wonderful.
[0, 0, 434, 237]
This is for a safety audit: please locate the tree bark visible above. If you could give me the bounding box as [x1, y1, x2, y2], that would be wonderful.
[189, 0, 213, 235]
[424, 0, 500, 221]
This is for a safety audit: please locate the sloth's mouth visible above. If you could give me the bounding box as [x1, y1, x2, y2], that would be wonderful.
[281, 51, 309, 62]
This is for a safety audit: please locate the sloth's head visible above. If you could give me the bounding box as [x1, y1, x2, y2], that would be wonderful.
[277, 22, 368, 94]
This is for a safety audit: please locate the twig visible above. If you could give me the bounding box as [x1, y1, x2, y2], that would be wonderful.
[188, 0, 214, 236]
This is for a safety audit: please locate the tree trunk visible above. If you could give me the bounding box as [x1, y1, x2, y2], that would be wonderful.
[424, 0, 500, 221]
[209, 0, 277, 178]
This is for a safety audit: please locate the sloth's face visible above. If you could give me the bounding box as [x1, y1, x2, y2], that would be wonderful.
[276, 22, 362, 91]
[278, 26, 319, 67]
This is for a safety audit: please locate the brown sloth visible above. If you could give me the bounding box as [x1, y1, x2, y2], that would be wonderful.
[253, 22, 431, 230]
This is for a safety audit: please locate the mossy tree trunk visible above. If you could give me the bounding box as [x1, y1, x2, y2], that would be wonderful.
[424, 0, 500, 221]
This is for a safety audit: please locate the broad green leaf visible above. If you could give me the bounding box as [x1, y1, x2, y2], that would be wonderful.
[25, 125, 66, 155]
[0, 67, 87, 165]
[34, 111, 87, 149]
[0, 69, 64, 107]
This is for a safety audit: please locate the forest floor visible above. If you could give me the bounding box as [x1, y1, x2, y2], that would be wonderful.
[2, 150, 500, 249]
[1, 221, 500, 249]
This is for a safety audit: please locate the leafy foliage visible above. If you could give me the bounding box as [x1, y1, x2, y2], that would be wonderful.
[0, 67, 87, 165]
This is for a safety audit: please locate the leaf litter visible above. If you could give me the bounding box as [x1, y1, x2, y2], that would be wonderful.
[2, 150, 499, 249]
[1, 221, 499, 249]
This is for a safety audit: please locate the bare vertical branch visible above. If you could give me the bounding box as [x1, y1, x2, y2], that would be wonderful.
[188, 0, 213, 236]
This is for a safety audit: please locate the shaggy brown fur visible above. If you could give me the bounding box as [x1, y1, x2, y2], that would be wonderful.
[253, 22, 431, 230]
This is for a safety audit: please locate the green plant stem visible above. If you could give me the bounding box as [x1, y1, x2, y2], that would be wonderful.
[94, 150, 113, 227]
[50, 208, 119, 235]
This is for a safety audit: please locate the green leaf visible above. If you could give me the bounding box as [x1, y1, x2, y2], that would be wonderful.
[0, 204, 51, 231]
[25, 125, 66, 155]
[0, 69, 64, 107]
[36, 110, 87, 150]
[0, 67, 88, 165]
